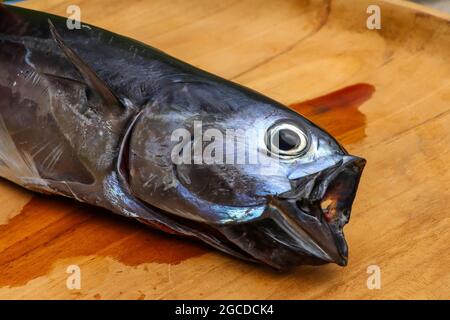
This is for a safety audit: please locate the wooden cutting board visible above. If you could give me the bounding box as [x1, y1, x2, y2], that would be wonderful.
[1, 0, 449, 299]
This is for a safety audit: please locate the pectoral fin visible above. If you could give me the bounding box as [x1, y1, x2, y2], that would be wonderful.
[48, 19, 123, 116]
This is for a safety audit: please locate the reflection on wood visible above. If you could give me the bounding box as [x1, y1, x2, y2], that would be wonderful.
[289, 83, 375, 144]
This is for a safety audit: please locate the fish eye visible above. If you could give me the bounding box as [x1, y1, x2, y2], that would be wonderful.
[265, 123, 308, 159]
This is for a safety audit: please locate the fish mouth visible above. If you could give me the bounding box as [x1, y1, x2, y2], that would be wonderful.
[267, 155, 367, 267]
[130, 154, 366, 269]
[121, 114, 366, 269]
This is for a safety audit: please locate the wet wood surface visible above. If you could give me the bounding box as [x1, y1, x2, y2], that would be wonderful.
[1, 0, 449, 299]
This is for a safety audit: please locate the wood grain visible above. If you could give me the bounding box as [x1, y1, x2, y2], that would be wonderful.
[0, 0, 449, 299]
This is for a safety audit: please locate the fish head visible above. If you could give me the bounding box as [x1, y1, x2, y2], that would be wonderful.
[127, 77, 366, 268]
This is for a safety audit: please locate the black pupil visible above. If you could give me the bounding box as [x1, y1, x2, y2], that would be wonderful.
[273, 129, 300, 151]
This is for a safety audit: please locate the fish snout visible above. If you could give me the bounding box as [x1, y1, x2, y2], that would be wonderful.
[320, 155, 366, 226]
[271, 155, 366, 266]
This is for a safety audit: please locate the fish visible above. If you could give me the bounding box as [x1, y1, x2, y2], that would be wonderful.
[0, 4, 366, 269]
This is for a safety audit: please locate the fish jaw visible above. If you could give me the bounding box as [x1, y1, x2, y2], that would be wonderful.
[126, 155, 367, 269]
[273, 155, 366, 267]
[214, 155, 366, 269]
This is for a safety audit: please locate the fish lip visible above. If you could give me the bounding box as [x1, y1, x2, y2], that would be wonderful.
[272, 155, 366, 266]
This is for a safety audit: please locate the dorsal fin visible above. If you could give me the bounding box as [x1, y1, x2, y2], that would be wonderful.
[48, 19, 123, 116]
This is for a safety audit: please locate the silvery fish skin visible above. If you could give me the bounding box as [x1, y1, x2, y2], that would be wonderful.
[0, 5, 366, 269]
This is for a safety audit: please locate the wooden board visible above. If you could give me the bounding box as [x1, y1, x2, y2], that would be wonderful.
[1, 0, 449, 299]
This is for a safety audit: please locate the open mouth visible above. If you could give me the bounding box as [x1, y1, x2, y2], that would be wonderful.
[274, 155, 366, 266]
[318, 156, 366, 264]
[320, 158, 366, 226]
